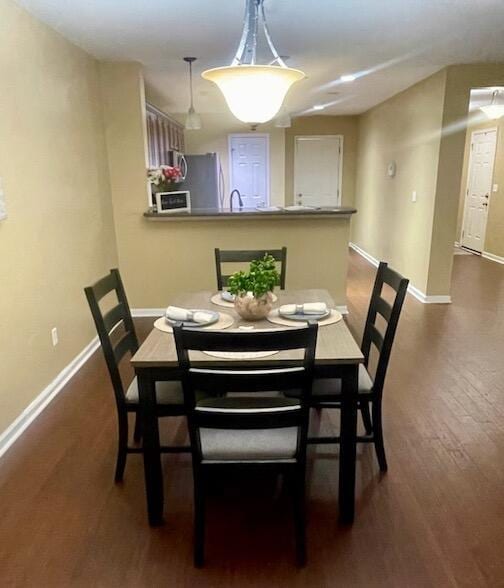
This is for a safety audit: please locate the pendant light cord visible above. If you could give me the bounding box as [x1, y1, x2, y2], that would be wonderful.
[189, 60, 194, 110]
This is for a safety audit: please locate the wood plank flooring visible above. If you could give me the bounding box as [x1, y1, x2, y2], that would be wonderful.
[1, 250, 504, 587]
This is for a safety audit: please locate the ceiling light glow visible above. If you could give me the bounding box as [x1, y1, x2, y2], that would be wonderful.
[340, 74, 356, 82]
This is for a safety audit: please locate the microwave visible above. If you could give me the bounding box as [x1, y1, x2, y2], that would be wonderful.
[167, 150, 187, 180]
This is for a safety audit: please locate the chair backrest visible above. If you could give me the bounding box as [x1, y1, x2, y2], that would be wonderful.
[173, 323, 318, 462]
[361, 261, 409, 398]
[84, 269, 138, 405]
[214, 247, 287, 290]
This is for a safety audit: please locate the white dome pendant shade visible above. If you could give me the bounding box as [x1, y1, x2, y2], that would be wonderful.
[480, 89, 504, 120]
[202, 0, 305, 125]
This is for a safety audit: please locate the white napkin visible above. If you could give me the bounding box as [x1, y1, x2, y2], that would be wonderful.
[221, 290, 235, 302]
[165, 305, 214, 324]
[279, 302, 327, 315]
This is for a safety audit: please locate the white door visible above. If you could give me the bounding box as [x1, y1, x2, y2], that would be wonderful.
[294, 136, 342, 207]
[229, 135, 269, 208]
[461, 129, 497, 252]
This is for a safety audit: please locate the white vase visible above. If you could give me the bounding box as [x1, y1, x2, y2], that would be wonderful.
[234, 292, 274, 321]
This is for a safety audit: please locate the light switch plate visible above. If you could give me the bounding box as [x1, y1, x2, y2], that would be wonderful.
[492, 184, 499, 193]
[0, 177, 7, 221]
[412, 190, 417, 203]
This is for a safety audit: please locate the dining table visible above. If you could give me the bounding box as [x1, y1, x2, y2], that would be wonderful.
[131, 288, 364, 527]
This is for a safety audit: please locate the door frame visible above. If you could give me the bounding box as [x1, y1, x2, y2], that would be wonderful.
[294, 134, 344, 206]
[228, 133, 270, 206]
[460, 127, 498, 251]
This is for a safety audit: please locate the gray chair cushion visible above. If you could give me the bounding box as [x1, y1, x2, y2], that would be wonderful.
[126, 378, 184, 405]
[199, 427, 298, 461]
[311, 364, 374, 397]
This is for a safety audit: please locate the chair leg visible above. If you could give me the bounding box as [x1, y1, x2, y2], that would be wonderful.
[292, 468, 307, 567]
[193, 470, 206, 567]
[133, 412, 142, 443]
[115, 412, 128, 483]
[360, 400, 373, 435]
[371, 401, 388, 472]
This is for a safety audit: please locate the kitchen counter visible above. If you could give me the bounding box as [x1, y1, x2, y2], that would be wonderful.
[144, 206, 357, 221]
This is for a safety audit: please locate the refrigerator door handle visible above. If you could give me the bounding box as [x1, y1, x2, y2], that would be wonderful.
[179, 155, 188, 180]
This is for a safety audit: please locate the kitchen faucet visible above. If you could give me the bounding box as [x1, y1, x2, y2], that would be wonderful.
[229, 189, 244, 211]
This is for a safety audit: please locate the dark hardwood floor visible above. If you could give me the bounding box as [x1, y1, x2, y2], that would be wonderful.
[1, 250, 504, 587]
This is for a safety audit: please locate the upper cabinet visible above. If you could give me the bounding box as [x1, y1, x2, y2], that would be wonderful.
[146, 103, 185, 167]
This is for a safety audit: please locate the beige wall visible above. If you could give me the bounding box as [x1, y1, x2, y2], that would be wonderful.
[0, 0, 117, 432]
[175, 112, 286, 207]
[284, 116, 358, 207]
[456, 110, 504, 258]
[352, 70, 447, 294]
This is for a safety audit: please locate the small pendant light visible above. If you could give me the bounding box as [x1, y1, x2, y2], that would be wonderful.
[480, 89, 504, 120]
[184, 57, 202, 130]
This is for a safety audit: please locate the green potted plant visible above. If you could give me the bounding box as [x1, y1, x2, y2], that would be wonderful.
[228, 254, 280, 320]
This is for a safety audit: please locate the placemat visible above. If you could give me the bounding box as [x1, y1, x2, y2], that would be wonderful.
[266, 308, 343, 328]
[154, 312, 234, 333]
[202, 350, 279, 359]
[210, 292, 278, 308]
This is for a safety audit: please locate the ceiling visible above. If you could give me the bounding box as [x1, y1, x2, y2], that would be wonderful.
[18, 0, 504, 117]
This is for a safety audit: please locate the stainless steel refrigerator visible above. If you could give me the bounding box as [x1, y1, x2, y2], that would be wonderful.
[180, 153, 225, 210]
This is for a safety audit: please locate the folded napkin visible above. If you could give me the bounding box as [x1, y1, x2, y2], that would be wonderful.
[221, 290, 235, 302]
[166, 306, 214, 324]
[279, 302, 327, 315]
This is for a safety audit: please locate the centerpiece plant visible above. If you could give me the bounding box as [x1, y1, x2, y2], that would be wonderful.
[228, 254, 280, 320]
[147, 165, 183, 193]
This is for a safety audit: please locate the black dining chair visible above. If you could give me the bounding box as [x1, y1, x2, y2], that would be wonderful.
[173, 322, 318, 567]
[85, 268, 189, 482]
[290, 262, 408, 472]
[214, 247, 287, 290]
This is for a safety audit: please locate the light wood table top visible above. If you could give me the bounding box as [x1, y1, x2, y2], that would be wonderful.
[131, 289, 363, 368]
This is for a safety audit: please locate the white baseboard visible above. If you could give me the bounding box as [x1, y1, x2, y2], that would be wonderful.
[482, 251, 504, 265]
[349, 242, 451, 304]
[131, 308, 164, 317]
[0, 336, 100, 461]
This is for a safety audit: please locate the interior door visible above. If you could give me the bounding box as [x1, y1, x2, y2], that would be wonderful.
[461, 129, 497, 252]
[229, 135, 269, 208]
[294, 136, 342, 207]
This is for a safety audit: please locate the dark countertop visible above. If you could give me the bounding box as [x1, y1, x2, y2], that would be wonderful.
[143, 206, 357, 221]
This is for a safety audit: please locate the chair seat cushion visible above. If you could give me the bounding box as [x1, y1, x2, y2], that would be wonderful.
[312, 364, 374, 398]
[126, 378, 184, 405]
[285, 364, 373, 401]
[199, 426, 298, 461]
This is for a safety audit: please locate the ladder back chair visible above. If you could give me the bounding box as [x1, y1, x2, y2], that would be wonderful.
[214, 247, 287, 290]
[85, 268, 188, 482]
[301, 262, 408, 472]
[173, 322, 318, 567]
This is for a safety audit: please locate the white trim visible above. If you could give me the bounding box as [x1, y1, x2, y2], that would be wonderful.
[460, 127, 498, 250]
[349, 242, 452, 304]
[228, 133, 270, 206]
[293, 134, 343, 206]
[131, 308, 164, 317]
[454, 241, 460, 247]
[0, 336, 100, 460]
[482, 251, 504, 265]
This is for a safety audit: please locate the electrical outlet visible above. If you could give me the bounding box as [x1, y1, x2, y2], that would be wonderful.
[51, 327, 59, 346]
[412, 190, 417, 203]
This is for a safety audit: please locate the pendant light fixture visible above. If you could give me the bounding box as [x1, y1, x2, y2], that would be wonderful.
[202, 0, 305, 124]
[480, 89, 504, 120]
[184, 57, 202, 130]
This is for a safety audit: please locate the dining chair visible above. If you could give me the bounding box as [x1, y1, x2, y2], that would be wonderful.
[290, 262, 408, 472]
[85, 268, 189, 482]
[214, 247, 287, 290]
[173, 322, 318, 567]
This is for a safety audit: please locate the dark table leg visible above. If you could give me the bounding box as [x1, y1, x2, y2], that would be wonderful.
[137, 371, 164, 526]
[338, 364, 358, 524]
